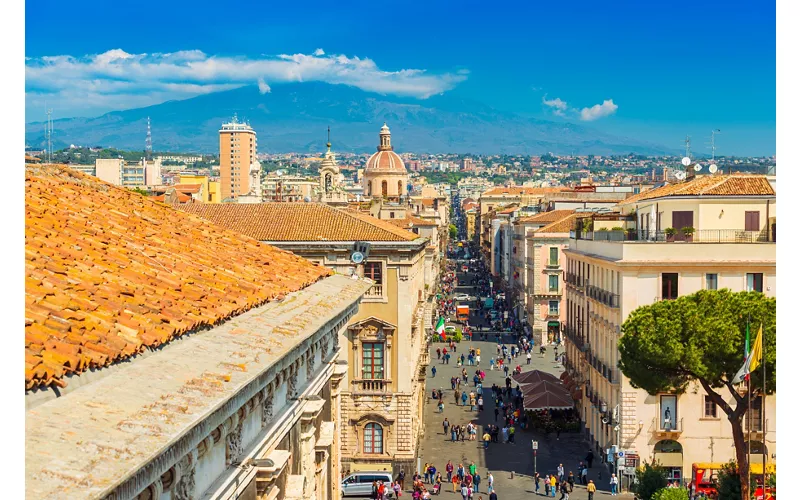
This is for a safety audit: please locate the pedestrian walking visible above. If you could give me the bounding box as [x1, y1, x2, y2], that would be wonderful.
[586, 480, 596, 500]
[544, 477, 551, 497]
[534, 472, 540, 494]
[446, 461, 454, 482]
[486, 472, 494, 494]
[443, 418, 450, 435]
[438, 400, 444, 413]
[432, 366, 437, 377]
[474, 473, 481, 493]
[455, 389, 461, 406]
[527, 352, 532, 365]
[567, 471, 574, 492]
[557, 464, 564, 483]
[559, 480, 569, 500]
[580, 466, 588, 485]
[549, 474, 557, 497]
[610, 474, 618, 496]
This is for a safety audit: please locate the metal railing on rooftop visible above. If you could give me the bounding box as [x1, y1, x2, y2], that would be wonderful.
[574, 229, 773, 243]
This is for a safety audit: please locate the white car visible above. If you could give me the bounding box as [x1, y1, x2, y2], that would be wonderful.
[453, 293, 472, 301]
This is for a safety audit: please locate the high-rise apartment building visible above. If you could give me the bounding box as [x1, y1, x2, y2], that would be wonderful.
[219, 117, 257, 200]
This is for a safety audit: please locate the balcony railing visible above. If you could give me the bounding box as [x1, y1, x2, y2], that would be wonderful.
[353, 379, 391, 393]
[364, 284, 383, 297]
[574, 229, 773, 244]
[651, 416, 684, 434]
[586, 285, 620, 308]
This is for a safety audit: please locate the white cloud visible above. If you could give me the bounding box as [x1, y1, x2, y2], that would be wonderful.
[542, 96, 568, 116]
[579, 99, 618, 121]
[25, 48, 467, 117]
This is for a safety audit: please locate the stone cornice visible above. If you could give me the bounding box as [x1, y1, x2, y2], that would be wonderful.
[26, 275, 370, 500]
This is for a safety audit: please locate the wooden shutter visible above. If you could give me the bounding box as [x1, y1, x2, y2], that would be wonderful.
[745, 211, 760, 231]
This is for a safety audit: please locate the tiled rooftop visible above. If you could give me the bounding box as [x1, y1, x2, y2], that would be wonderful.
[534, 213, 589, 233]
[621, 175, 775, 204]
[516, 209, 575, 224]
[25, 164, 330, 391]
[385, 215, 438, 230]
[175, 202, 420, 242]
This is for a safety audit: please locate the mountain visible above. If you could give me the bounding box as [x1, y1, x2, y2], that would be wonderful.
[26, 82, 674, 155]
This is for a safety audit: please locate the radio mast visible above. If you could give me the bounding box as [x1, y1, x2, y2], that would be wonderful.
[145, 117, 153, 161]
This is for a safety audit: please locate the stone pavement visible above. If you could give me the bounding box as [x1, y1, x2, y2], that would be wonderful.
[411, 268, 631, 499]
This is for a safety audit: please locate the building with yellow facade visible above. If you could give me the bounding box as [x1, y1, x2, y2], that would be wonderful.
[562, 174, 776, 484]
[174, 202, 435, 476]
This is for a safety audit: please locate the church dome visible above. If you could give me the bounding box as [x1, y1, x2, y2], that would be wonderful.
[365, 123, 406, 174]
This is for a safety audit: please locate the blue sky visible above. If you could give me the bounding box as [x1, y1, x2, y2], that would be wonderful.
[25, 0, 776, 155]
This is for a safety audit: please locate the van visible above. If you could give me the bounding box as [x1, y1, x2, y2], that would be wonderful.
[341, 471, 394, 497]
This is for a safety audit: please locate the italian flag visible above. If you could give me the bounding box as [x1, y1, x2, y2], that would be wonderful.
[435, 317, 446, 341]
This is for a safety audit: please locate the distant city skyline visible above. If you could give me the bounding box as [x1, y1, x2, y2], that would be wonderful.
[25, 0, 776, 155]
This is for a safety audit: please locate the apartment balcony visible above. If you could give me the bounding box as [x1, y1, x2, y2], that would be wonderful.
[545, 261, 561, 270]
[364, 284, 383, 297]
[565, 272, 586, 292]
[586, 285, 620, 309]
[651, 417, 684, 437]
[352, 379, 392, 394]
[573, 228, 773, 244]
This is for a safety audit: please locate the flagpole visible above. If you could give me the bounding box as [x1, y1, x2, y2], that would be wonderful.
[746, 315, 751, 500]
[761, 329, 767, 499]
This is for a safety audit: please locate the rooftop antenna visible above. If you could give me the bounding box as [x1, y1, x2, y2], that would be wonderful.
[711, 129, 721, 162]
[327, 125, 331, 148]
[684, 135, 691, 159]
[145, 117, 153, 161]
[46, 107, 53, 164]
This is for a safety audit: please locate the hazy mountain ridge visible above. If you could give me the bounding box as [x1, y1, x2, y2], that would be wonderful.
[26, 82, 674, 155]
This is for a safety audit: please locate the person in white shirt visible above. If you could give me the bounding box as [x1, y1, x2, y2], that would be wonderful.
[527, 352, 532, 365]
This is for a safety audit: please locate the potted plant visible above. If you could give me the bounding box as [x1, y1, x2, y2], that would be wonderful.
[664, 227, 677, 242]
[681, 226, 695, 242]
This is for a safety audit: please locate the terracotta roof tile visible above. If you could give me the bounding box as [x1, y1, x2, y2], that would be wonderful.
[534, 213, 589, 233]
[516, 210, 575, 224]
[175, 203, 420, 242]
[25, 164, 331, 391]
[385, 215, 437, 230]
[621, 175, 774, 204]
[171, 183, 202, 194]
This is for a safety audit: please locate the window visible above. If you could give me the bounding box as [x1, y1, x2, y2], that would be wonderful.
[706, 273, 718, 290]
[704, 395, 717, 418]
[746, 273, 763, 293]
[744, 211, 760, 232]
[659, 395, 678, 430]
[381, 180, 388, 197]
[362, 342, 385, 380]
[549, 247, 559, 266]
[363, 423, 383, 454]
[549, 275, 559, 292]
[548, 300, 559, 315]
[389, 212, 395, 219]
[746, 396, 763, 431]
[365, 262, 383, 283]
[662, 273, 679, 300]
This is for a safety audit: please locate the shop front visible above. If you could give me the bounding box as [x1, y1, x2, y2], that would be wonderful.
[547, 321, 561, 344]
[653, 440, 684, 484]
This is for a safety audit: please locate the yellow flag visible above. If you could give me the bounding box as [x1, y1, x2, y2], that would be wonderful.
[747, 325, 763, 373]
[733, 324, 763, 383]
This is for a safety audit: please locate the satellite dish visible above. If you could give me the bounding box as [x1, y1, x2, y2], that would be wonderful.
[694, 163, 702, 172]
[303, 196, 311, 202]
[675, 171, 686, 180]
[681, 157, 692, 166]
[709, 164, 719, 174]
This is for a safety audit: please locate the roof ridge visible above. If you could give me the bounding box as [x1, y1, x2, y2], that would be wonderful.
[698, 175, 733, 195]
[339, 207, 419, 240]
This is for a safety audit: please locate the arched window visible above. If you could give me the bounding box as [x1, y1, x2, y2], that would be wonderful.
[364, 423, 383, 454]
[381, 180, 388, 197]
[397, 180, 403, 196]
[325, 173, 332, 193]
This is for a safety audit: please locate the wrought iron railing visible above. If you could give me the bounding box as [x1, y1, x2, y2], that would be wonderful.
[576, 229, 772, 243]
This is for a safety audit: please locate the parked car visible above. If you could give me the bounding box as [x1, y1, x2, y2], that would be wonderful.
[453, 293, 472, 301]
[341, 471, 394, 497]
